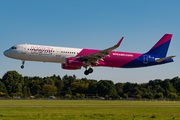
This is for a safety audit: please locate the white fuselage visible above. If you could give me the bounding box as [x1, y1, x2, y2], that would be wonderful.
[4, 44, 83, 63]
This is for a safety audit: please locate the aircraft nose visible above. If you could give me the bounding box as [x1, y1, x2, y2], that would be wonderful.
[3, 50, 9, 57]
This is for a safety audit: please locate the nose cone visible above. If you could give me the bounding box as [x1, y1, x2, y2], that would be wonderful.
[3, 50, 8, 57]
[3, 50, 12, 58]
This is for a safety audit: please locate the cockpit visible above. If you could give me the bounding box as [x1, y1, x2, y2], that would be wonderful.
[11, 46, 17, 49]
[4, 45, 19, 58]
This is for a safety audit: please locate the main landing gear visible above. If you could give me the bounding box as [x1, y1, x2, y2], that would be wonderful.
[84, 67, 93, 75]
[21, 60, 25, 69]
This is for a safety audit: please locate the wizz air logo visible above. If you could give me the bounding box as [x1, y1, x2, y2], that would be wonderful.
[31, 46, 54, 55]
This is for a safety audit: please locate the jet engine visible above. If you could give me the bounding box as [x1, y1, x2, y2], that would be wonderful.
[61, 58, 83, 70]
[61, 63, 81, 70]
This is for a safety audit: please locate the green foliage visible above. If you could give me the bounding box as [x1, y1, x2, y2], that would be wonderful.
[0, 92, 5, 96]
[76, 93, 81, 98]
[123, 93, 128, 99]
[22, 86, 31, 97]
[115, 83, 123, 96]
[169, 92, 177, 99]
[154, 92, 163, 99]
[135, 94, 142, 99]
[0, 71, 180, 99]
[2, 71, 24, 96]
[42, 84, 57, 97]
[71, 80, 88, 94]
[97, 80, 117, 97]
[0, 81, 8, 95]
[65, 94, 72, 98]
[43, 77, 55, 86]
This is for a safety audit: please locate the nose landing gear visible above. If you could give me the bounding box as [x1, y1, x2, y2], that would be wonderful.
[21, 60, 25, 69]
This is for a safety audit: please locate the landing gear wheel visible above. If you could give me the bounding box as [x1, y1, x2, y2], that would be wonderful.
[21, 65, 24, 69]
[84, 70, 89, 75]
[88, 68, 93, 73]
[21, 60, 25, 69]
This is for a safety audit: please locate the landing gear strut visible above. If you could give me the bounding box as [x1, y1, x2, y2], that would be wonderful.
[84, 67, 93, 75]
[21, 60, 25, 69]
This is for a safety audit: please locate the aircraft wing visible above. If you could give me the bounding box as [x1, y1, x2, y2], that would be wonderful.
[77, 37, 124, 64]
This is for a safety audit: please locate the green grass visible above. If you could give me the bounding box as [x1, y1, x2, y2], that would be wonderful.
[0, 107, 180, 120]
[0, 100, 180, 120]
[0, 100, 179, 106]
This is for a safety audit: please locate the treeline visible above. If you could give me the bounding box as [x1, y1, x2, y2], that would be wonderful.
[0, 71, 180, 99]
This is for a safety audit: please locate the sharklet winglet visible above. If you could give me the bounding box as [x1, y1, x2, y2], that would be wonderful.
[116, 37, 124, 46]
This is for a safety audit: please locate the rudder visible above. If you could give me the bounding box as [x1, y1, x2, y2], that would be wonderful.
[146, 34, 172, 57]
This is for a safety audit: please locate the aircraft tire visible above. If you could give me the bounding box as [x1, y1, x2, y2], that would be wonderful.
[21, 65, 24, 69]
[84, 70, 89, 75]
[88, 68, 93, 73]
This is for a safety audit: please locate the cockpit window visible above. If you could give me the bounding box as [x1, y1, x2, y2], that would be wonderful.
[11, 47, 17, 49]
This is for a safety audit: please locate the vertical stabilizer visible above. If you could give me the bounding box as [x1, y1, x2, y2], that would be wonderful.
[146, 34, 172, 57]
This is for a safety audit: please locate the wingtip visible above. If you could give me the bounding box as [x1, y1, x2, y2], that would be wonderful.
[116, 37, 124, 46]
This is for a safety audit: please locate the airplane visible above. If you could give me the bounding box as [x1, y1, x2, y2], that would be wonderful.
[4, 34, 175, 75]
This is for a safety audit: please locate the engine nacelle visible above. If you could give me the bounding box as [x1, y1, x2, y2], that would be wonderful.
[61, 63, 81, 70]
[61, 58, 83, 70]
[66, 58, 83, 67]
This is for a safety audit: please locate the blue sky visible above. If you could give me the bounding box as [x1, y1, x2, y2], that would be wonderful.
[1, 0, 179, 83]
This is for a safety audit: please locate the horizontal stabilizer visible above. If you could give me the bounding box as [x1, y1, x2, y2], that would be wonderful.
[155, 56, 175, 63]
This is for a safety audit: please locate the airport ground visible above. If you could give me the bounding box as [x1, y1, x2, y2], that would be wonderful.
[0, 100, 180, 120]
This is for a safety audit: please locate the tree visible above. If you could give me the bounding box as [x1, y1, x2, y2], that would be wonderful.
[70, 81, 88, 94]
[97, 80, 117, 97]
[115, 83, 123, 96]
[81, 94, 85, 98]
[146, 93, 154, 99]
[62, 75, 76, 91]
[65, 94, 71, 98]
[135, 95, 142, 99]
[171, 77, 180, 94]
[22, 86, 31, 97]
[43, 77, 55, 86]
[0, 81, 8, 96]
[51, 75, 64, 94]
[154, 85, 165, 93]
[88, 80, 98, 94]
[42, 84, 57, 97]
[76, 93, 81, 98]
[0, 92, 5, 97]
[123, 94, 128, 99]
[154, 92, 163, 99]
[2, 71, 24, 96]
[123, 82, 133, 94]
[67, 87, 72, 95]
[162, 79, 176, 93]
[169, 92, 177, 99]
[29, 80, 41, 96]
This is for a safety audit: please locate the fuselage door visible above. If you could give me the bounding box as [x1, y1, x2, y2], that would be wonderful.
[21, 45, 26, 54]
[143, 55, 148, 64]
[56, 48, 61, 58]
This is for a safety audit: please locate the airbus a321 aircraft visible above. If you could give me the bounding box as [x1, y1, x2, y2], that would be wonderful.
[4, 34, 175, 75]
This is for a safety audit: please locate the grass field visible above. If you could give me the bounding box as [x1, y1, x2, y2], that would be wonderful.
[0, 99, 180, 106]
[0, 100, 180, 120]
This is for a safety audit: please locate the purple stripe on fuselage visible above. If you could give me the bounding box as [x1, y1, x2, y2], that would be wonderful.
[76, 49, 142, 67]
[150, 34, 172, 50]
